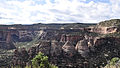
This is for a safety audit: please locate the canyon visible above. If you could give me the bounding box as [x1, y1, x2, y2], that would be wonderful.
[0, 19, 120, 68]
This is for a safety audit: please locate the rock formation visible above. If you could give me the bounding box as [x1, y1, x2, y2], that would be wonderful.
[62, 41, 76, 57]
[60, 34, 83, 42]
[87, 26, 119, 34]
[50, 41, 62, 56]
[37, 41, 51, 56]
[1, 19, 120, 68]
[10, 37, 120, 68]
[75, 39, 89, 58]
[86, 19, 120, 34]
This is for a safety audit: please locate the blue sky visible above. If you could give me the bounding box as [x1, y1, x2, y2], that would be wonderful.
[0, 0, 120, 24]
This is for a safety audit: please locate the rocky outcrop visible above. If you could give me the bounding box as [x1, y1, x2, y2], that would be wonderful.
[28, 47, 37, 60]
[12, 48, 29, 67]
[86, 19, 120, 34]
[50, 41, 62, 56]
[60, 34, 83, 42]
[37, 41, 51, 56]
[75, 39, 89, 58]
[11, 37, 120, 68]
[18, 30, 33, 42]
[0, 31, 16, 49]
[62, 41, 76, 57]
[86, 26, 119, 34]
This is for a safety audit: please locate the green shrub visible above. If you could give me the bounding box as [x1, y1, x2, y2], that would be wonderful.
[110, 57, 120, 65]
[104, 57, 120, 68]
[31, 52, 58, 68]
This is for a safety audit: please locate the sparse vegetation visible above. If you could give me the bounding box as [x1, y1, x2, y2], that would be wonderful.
[15, 35, 40, 50]
[98, 19, 120, 27]
[62, 23, 96, 29]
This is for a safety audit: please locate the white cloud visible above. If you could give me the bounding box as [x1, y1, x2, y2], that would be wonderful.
[0, 0, 120, 24]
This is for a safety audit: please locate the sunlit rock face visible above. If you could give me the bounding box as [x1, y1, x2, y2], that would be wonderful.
[86, 19, 120, 34]
[62, 41, 76, 57]
[90, 26, 118, 34]
[75, 39, 89, 58]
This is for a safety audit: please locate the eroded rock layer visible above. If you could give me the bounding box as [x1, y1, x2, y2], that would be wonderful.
[1, 19, 120, 68]
[11, 37, 120, 68]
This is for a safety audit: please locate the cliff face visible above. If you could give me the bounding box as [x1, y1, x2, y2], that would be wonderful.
[1, 19, 120, 68]
[0, 23, 96, 50]
[60, 34, 83, 42]
[85, 19, 120, 34]
[0, 31, 16, 49]
[75, 39, 89, 58]
[0, 27, 41, 49]
[11, 37, 120, 68]
[87, 26, 118, 34]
